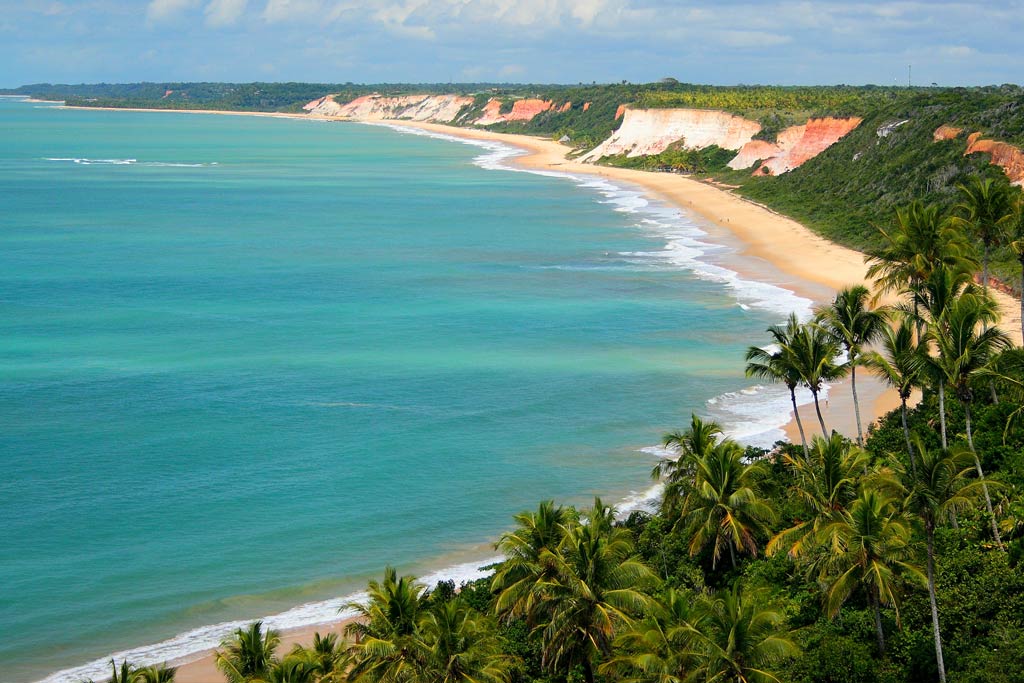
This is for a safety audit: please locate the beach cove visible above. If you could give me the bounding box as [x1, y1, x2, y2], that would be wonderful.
[8, 100, 1021, 683]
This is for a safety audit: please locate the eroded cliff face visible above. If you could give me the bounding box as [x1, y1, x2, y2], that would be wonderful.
[965, 132, 1024, 186]
[933, 124, 963, 141]
[748, 117, 862, 175]
[333, 94, 474, 122]
[304, 95, 346, 116]
[474, 98, 554, 125]
[581, 108, 762, 162]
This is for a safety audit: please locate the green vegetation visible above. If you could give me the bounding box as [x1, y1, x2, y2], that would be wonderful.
[91, 177, 1024, 683]
[601, 144, 735, 175]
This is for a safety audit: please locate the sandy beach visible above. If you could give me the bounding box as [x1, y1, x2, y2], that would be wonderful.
[54, 106, 1021, 682]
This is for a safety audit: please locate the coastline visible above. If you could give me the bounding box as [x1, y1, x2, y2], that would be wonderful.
[35, 104, 1023, 682]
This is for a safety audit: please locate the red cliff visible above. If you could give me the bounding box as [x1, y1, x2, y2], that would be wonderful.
[933, 125, 963, 141]
[474, 98, 553, 125]
[965, 132, 1024, 186]
[750, 117, 862, 175]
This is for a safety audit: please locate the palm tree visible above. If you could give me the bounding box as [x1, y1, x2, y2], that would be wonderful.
[930, 293, 1011, 545]
[345, 567, 426, 683]
[788, 321, 846, 438]
[265, 657, 317, 683]
[981, 348, 1024, 441]
[290, 633, 347, 683]
[680, 440, 775, 568]
[896, 438, 990, 683]
[816, 489, 923, 654]
[136, 663, 177, 683]
[950, 177, 1014, 294]
[491, 500, 571, 623]
[767, 433, 870, 560]
[863, 321, 927, 475]
[90, 660, 139, 683]
[601, 588, 703, 683]
[816, 285, 888, 445]
[416, 599, 511, 683]
[654, 414, 722, 516]
[539, 499, 659, 683]
[215, 621, 281, 683]
[696, 582, 799, 683]
[745, 314, 810, 457]
[866, 201, 977, 333]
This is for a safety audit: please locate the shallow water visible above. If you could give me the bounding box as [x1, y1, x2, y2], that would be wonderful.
[0, 98, 813, 682]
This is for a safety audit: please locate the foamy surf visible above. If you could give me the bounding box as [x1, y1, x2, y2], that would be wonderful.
[34, 557, 503, 683]
[44, 158, 218, 167]
[370, 123, 814, 321]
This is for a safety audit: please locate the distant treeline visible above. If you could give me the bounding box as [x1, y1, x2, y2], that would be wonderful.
[8, 80, 1024, 288]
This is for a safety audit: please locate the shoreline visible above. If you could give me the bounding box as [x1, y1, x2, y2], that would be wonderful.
[32, 103, 1022, 682]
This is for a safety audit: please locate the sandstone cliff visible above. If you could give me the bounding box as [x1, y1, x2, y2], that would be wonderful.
[965, 132, 1024, 186]
[582, 108, 860, 174]
[304, 95, 346, 116]
[580, 108, 762, 162]
[933, 124, 963, 141]
[474, 98, 554, 125]
[742, 117, 862, 175]
[304, 94, 473, 122]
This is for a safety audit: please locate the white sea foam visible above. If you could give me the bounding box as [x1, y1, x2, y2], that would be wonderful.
[376, 121, 823, 509]
[34, 557, 502, 683]
[44, 158, 218, 167]
[370, 123, 814, 320]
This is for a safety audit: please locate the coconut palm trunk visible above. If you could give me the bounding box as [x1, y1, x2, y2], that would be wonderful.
[925, 520, 947, 683]
[871, 587, 886, 654]
[789, 386, 810, 458]
[963, 402, 1003, 547]
[811, 389, 829, 438]
[851, 365, 864, 445]
[938, 381, 948, 449]
[900, 399, 917, 478]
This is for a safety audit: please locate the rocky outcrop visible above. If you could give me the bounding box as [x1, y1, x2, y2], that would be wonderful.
[304, 95, 346, 116]
[583, 109, 860, 172]
[726, 140, 781, 170]
[876, 120, 909, 138]
[581, 108, 762, 162]
[965, 132, 1024, 186]
[933, 124, 963, 141]
[751, 117, 863, 175]
[474, 98, 554, 125]
[334, 94, 474, 122]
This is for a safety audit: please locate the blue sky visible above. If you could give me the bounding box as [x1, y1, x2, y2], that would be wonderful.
[2, 1, 1021, 87]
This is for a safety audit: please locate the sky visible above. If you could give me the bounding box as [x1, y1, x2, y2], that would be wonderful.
[1, 1, 1022, 87]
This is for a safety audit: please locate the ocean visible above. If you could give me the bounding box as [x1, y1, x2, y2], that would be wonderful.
[0, 97, 816, 682]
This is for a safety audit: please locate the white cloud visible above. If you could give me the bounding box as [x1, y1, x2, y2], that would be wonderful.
[145, 0, 199, 23]
[205, 0, 248, 26]
[262, 0, 324, 23]
[941, 45, 976, 58]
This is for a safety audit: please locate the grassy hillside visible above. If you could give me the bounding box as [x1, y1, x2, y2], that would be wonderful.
[725, 87, 1024, 288]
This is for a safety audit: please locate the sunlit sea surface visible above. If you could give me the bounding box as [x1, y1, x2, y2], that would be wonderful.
[0, 98, 814, 682]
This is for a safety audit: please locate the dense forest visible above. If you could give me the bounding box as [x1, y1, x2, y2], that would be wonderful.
[83, 174, 1024, 683]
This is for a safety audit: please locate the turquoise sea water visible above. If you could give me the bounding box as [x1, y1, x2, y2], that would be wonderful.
[0, 98, 812, 682]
